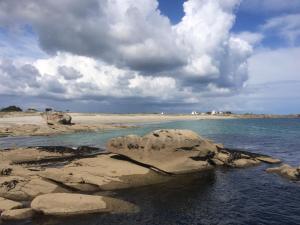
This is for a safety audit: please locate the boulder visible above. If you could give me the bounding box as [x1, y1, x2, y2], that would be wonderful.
[266, 164, 300, 180]
[106, 129, 218, 174]
[40, 154, 169, 191]
[31, 193, 138, 216]
[1, 208, 35, 220]
[45, 112, 72, 125]
[0, 197, 22, 212]
[0, 176, 69, 201]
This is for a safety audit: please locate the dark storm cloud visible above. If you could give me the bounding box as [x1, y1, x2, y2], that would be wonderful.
[58, 66, 83, 80]
[0, 0, 185, 73]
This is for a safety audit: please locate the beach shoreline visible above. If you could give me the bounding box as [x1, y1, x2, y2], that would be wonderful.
[0, 112, 298, 137]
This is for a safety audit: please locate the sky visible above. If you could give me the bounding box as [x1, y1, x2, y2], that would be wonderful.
[0, 0, 299, 114]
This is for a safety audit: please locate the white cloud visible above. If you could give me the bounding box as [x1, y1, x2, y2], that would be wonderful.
[0, 0, 255, 110]
[234, 31, 264, 45]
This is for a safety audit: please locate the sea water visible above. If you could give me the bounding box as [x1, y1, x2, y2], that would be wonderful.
[1, 119, 300, 225]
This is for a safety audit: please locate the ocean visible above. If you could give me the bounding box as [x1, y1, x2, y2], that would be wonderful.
[1, 118, 300, 225]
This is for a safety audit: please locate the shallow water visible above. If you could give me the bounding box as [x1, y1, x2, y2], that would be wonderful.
[1, 118, 300, 225]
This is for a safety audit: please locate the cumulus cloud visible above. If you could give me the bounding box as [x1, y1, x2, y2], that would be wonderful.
[0, 0, 254, 111]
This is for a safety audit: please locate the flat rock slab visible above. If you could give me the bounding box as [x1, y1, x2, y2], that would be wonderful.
[1, 208, 35, 220]
[0, 197, 22, 211]
[256, 156, 281, 164]
[40, 154, 169, 191]
[0, 147, 74, 164]
[31, 193, 138, 216]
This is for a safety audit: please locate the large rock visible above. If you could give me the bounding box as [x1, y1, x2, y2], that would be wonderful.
[106, 129, 218, 174]
[1, 208, 35, 220]
[45, 112, 72, 125]
[31, 193, 138, 216]
[0, 197, 22, 212]
[40, 154, 169, 191]
[266, 164, 300, 180]
[0, 176, 69, 201]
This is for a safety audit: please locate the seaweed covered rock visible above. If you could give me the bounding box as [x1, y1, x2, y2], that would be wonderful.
[106, 129, 218, 174]
[212, 148, 281, 168]
[266, 164, 300, 180]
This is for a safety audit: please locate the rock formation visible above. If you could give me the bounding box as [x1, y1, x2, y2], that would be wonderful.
[106, 129, 218, 174]
[0, 129, 284, 221]
[44, 112, 72, 125]
[106, 129, 281, 173]
[266, 164, 300, 180]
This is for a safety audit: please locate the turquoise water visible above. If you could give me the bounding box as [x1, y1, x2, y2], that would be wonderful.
[1, 118, 300, 165]
[1, 118, 300, 225]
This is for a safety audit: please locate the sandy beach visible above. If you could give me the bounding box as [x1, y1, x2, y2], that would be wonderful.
[0, 112, 233, 137]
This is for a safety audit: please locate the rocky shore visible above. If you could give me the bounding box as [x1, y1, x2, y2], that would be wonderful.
[0, 129, 288, 222]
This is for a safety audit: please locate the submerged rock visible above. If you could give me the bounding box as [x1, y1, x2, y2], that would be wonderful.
[266, 164, 300, 180]
[1, 208, 35, 220]
[106, 129, 218, 174]
[31, 193, 138, 216]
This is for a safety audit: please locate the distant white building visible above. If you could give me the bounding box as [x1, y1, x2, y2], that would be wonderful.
[191, 111, 198, 115]
[211, 110, 217, 115]
[161, 112, 164, 115]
